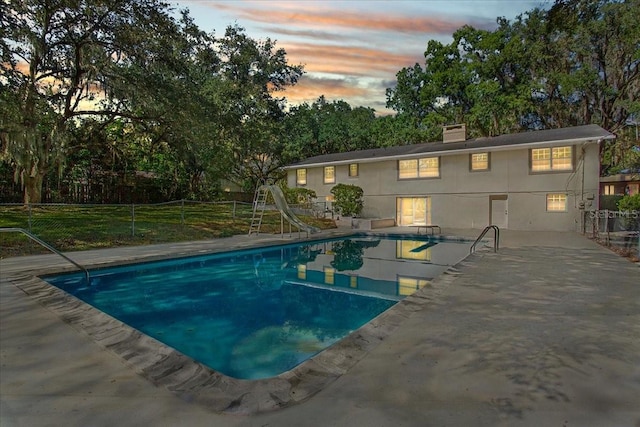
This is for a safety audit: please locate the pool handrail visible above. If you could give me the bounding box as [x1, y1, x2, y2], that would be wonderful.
[470, 225, 500, 254]
[0, 227, 91, 285]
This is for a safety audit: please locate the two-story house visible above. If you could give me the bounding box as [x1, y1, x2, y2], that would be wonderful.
[284, 124, 615, 231]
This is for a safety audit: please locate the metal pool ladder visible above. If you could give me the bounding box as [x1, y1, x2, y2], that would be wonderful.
[1, 227, 91, 284]
[470, 225, 500, 254]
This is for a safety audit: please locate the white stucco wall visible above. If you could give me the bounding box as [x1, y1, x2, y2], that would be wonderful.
[287, 141, 601, 232]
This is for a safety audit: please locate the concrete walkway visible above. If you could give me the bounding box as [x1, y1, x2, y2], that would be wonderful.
[1, 229, 639, 426]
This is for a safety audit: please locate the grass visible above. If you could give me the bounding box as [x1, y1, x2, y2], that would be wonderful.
[0, 202, 336, 258]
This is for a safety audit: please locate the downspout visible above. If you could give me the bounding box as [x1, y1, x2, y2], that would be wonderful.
[594, 139, 603, 211]
[579, 139, 602, 234]
[580, 143, 586, 233]
[581, 144, 585, 203]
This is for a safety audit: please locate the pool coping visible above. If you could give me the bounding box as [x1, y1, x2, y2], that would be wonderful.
[4, 231, 473, 415]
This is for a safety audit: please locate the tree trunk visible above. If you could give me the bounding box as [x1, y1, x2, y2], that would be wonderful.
[23, 173, 44, 205]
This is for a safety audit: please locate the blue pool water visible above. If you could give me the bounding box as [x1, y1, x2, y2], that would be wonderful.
[44, 235, 469, 379]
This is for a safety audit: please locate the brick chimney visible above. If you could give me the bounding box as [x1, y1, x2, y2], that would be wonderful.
[443, 124, 466, 143]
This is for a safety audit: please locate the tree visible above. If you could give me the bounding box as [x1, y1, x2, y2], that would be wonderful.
[211, 25, 304, 190]
[529, 0, 640, 175]
[387, 20, 534, 138]
[525, 0, 640, 132]
[370, 114, 433, 146]
[282, 97, 377, 162]
[61, 118, 188, 203]
[0, 0, 211, 203]
[385, 0, 640, 151]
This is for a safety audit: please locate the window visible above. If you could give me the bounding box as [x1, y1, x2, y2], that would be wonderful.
[296, 168, 307, 185]
[531, 146, 573, 172]
[349, 163, 359, 177]
[398, 157, 439, 179]
[419, 158, 439, 177]
[470, 152, 490, 171]
[603, 184, 615, 195]
[546, 193, 567, 212]
[399, 159, 417, 179]
[323, 166, 335, 184]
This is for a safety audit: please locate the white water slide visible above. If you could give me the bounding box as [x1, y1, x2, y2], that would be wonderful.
[263, 185, 321, 234]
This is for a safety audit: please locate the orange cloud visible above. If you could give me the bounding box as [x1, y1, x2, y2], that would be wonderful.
[15, 61, 30, 75]
[281, 75, 394, 115]
[281, 42, 421, 77]
[283, 75, 368, 102]
[175, 0, 513, 113]
[210, 2, 477, 35]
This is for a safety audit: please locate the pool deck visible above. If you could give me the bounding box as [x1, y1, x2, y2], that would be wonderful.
[1, 228, 639, 426]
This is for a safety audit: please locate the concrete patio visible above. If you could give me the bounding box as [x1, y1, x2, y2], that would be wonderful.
[1, 228, 639, 426]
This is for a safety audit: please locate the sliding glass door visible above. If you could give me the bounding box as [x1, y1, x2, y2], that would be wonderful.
[396, 197, 431, 226]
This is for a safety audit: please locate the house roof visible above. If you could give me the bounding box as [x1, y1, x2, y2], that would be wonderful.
[600, 173, 640, 183]
[284, 124, 615, 169]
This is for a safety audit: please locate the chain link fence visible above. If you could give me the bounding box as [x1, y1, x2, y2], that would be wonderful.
[584, 210, 640, 260]
[1, 200, 333, 258]
[0, 201, 251, 258]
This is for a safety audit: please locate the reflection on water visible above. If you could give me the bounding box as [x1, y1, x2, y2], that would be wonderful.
[330, 238, 380, 271]
[292, 237, 469, 300]
[45, 235, 469, 379]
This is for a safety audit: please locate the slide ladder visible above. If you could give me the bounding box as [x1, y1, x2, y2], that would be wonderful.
[248, 185, 269, 235]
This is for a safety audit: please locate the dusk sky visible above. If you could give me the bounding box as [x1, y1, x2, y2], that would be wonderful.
[173, 1, 546, 115]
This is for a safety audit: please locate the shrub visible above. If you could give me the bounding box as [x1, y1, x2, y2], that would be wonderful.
[617, 193, 640, 212]
[282, 186, 316, 207]
[617, 194, 640, 231]
[330, 183, 363, 217]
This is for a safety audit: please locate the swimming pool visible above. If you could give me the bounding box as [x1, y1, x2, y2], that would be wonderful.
[44, 234, 470, 380]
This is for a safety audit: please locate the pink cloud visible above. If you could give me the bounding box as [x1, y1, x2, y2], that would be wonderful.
[283, 75, 369, 102]
[281, 42, 422, 77]
[281, 75, 394, 115]
[211, 2, 480, 35]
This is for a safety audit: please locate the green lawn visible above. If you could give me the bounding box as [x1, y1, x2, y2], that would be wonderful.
[0, 202, 335, 258]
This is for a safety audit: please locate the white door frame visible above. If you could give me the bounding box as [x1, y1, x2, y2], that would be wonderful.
[489, 194, 508, 228]
[396, 197, 431, 226]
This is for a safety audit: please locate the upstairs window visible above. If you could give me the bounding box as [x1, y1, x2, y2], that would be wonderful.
[324, 166, 335, 184]
[296, 168, 307, 186]
[531, 146, 573, 172]
[470, 152, 490, 171]
[399, 157, 439, 179]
